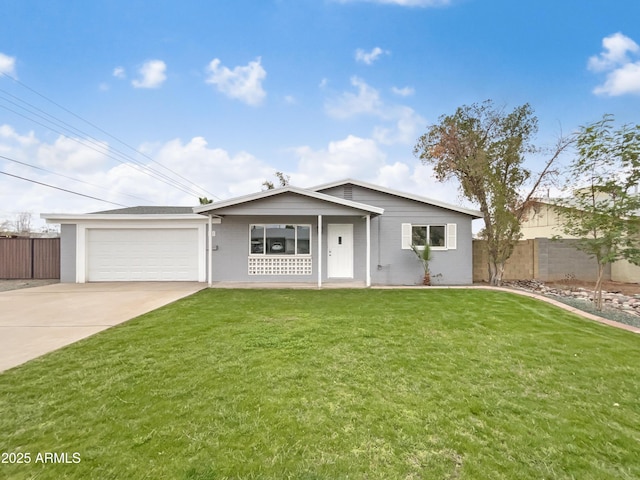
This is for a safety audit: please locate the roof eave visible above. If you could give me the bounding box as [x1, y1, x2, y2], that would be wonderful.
[193, 186, 384, 216]
[311, 179, 483, 218]
[40, 213, 212, 224]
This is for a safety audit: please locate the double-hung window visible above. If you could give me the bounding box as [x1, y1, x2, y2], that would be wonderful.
[401, 223, 457, 250]
[411, 225, 446, 248]
[250, 224, 311, 255]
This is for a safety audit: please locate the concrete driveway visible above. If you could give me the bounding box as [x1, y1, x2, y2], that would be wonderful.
[0, 282, 205, 373]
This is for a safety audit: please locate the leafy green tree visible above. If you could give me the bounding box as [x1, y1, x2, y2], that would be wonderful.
[199, 197, 213, 205]
[414, 100, 573, 285]
[554, 115, 640, 310]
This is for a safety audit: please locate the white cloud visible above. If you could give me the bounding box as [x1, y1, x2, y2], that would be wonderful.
[113, 66, 126, 79]
[0, 128, 119, 225]
[288, 137, 463, 210]
[391, 86, 415, 97]
[325, 77, 425, 145]
[374, 161, 411, 188]
[372, 105, 426, 145]
[373, 162, 468, 212]
[205, 57, 267, 106]
[355, 47, 389, 65]
[0, 126, 276, 227]
[0, 125, 37, 147]
[291, 135, 387, 186]
[0, 123, 473, 234]
[593, 62, 640, 96]
[588, 33, 639, 72]
[0, 52, 16, 77]
[132, 60, 167, 89]
[588, 33, 640, 96]
[325, 76, 382, 118]
[149, 136, 273, 197]
[38, 136, 109, 173]
[335, 0, 451, 6]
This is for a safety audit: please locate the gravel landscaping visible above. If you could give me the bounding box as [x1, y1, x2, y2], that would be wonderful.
[505, 280, 640, 328]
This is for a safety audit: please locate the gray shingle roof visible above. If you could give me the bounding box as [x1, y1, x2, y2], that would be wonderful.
[91, 206, 195, 214]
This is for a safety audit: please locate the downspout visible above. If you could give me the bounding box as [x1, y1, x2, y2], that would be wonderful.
[318, 214, 322, 288]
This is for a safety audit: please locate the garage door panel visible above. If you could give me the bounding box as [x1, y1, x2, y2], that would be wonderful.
[87, 229, 199, 281]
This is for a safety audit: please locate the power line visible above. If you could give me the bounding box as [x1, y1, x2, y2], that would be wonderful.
[0, 72, 217, 197]
[0, 97, 209, 199]
[0, 170, 128, 207]
[0, 72, 222, 200]
[0, 154, 155, 204]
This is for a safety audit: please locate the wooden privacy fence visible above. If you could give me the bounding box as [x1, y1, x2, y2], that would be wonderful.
[0, 237, 60, 279]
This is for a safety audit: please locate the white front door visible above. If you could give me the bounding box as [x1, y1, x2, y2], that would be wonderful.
[327, 224, 354, 278]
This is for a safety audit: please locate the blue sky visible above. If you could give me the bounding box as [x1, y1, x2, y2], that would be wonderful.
[1, 0, 640, 228]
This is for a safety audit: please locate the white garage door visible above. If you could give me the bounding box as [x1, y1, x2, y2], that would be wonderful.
[87, 229, 200, 281]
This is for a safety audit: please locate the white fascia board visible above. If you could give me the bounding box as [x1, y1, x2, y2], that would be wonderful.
[311, 178, 483, 219]
[41, 213, 219, 224]
[193, 186, 384, 215]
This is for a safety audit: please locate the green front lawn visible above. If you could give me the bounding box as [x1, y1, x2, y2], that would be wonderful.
[1, 289, 639, 479]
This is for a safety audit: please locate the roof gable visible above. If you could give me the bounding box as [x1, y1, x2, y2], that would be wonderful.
[193, 186, 384, 216]
[312, 179, 482, 218]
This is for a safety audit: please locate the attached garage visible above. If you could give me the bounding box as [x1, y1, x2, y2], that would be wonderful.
[41, 207, 212, 283]
[87, 228, 200, 281]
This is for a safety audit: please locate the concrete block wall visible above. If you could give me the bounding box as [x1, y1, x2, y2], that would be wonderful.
[473, 238, 611, 283]
[473, 239, 535, 282]
[535, 238, 610, 282]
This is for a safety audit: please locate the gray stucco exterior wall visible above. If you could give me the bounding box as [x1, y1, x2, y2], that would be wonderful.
[51, 183, 476, 285]
[60, 224, 76, 283]
[210, 215, 368, 283]
[210, 191, 374, 217]
[209, 184, 476, 285]
[319, 184, 475, 285]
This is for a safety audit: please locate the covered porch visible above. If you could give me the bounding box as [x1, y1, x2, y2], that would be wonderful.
[193, 187, 384, 288]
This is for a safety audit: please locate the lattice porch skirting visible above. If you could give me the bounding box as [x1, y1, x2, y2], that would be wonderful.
[248, 257, 313, 275]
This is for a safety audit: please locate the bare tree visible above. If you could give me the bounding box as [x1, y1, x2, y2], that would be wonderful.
[15, 212, 32, 234]
[0, 218, 12, 235]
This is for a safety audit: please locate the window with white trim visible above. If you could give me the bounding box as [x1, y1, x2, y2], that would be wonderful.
[250, 224, 311, 255]
[411, 225, 445, 247]
[402, 223, 457, 250]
